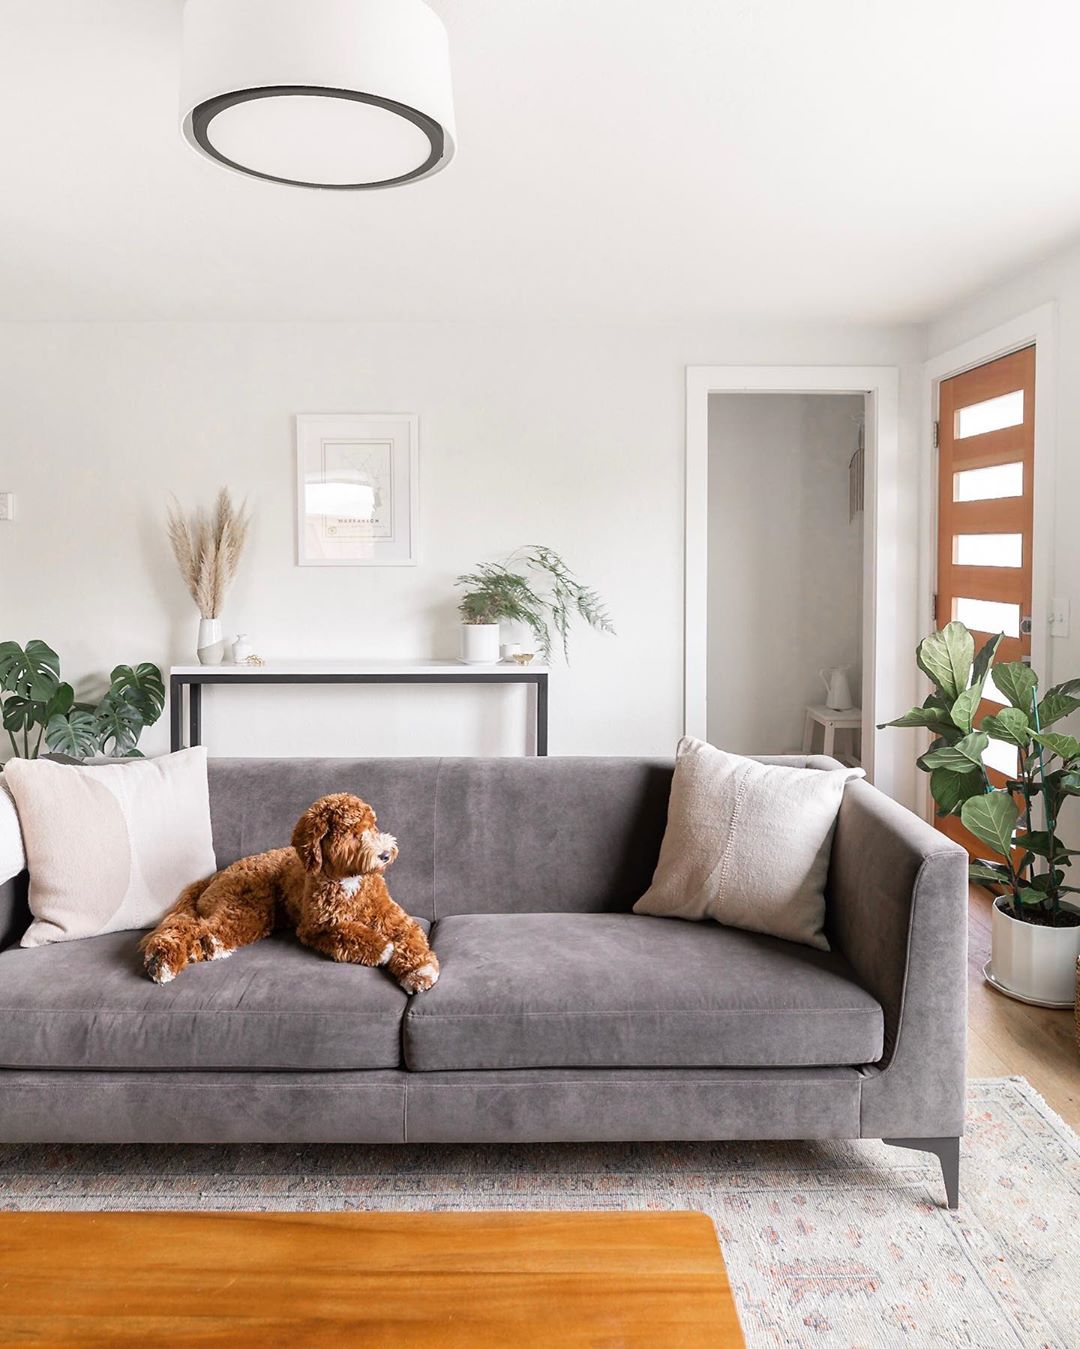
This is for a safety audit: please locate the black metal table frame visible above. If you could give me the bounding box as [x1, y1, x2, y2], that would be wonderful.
[169, 670, 549, 756]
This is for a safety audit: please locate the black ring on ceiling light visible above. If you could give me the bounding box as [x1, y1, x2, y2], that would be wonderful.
[189, 85, 446, 190]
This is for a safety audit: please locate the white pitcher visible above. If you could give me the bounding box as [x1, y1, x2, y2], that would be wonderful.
[820, 665, 855, 710]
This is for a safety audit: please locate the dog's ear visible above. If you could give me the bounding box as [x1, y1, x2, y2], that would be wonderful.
[292, 803, 329, 872]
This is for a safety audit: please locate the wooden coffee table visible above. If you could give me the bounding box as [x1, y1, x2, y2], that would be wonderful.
[0, 1209, 743, 1346]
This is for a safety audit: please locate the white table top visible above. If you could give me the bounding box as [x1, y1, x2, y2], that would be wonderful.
[171, 660, 549, 677]
[805, 703, 862, 723]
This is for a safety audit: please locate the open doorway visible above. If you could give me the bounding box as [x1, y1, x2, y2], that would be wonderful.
[685, 364, 906, 800]
[706, 392, 866, 762]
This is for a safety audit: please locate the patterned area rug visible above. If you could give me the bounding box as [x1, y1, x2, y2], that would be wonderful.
[1, 1077, 1077, 1348]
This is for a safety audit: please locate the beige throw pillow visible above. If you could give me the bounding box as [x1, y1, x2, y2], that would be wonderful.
[3, 748, 216, 948]
[634, 737, 864, 950]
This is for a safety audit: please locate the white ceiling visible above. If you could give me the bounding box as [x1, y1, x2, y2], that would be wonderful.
[3, 0, 1080, 324]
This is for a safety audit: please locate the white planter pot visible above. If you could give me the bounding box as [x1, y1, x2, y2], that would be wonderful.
[460, 623, 501, 664]
[991, 895, 1080, 1005]
[196, 617, 226, 666]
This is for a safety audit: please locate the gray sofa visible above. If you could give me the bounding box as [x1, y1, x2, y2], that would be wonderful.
[0, 755, 968, 1206]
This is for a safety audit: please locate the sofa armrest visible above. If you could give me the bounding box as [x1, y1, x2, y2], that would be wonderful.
[826, 778, 969, 1139]
[0, 871, 28, 950]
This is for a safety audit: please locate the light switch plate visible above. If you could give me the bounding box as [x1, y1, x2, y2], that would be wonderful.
[1050, 596, 1070, 639]
[0, 492, 13, 521]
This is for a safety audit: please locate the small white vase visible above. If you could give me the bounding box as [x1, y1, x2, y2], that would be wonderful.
[460, 623, 501, 664]
[991, 895, 1080, 1005]
[231, 633, 253, 663]
[196, 617, 226, 666]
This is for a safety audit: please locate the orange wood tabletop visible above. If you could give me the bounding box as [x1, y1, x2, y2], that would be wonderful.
[0, 1208, 745, 1348]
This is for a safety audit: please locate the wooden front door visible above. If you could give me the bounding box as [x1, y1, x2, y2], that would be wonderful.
[935, 345, 1035, 847]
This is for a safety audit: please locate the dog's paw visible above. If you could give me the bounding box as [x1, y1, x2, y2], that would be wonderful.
[204, 934, 235, 961]
[400, 962, 440, 994]
[377, 941, 395, 966]
[144, 950, 179, 985]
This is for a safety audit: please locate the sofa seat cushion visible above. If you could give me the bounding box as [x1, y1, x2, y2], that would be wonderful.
[0, 924, 428, 1071]
[405, 913, 884, 1071]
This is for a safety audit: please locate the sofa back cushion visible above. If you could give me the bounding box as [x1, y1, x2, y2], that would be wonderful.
[208, 758, 442, 919]
[206, 754, 840, 921]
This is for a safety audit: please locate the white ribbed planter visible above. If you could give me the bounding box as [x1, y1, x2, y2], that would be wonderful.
[459, 623, 500, 664]
[990, 896, 1080, 1005]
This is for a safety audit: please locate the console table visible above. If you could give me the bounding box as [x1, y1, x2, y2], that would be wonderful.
[169, 661, 550, 756]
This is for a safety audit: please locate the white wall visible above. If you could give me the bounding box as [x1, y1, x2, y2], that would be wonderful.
[707, 393, 864, 755]
[0, 320, 923, 775]
[927, 238, 1080, 694]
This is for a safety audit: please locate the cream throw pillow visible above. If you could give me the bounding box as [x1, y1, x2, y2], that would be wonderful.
[3, 748, 216, 948]
[634, 738, 864, 950]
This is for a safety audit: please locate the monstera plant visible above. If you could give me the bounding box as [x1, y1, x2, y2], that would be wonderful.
[0, 639, 164, 762]
[880, 621, 1080, 930]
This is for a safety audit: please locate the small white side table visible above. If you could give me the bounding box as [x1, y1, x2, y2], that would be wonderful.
[802, 704, 862, 765]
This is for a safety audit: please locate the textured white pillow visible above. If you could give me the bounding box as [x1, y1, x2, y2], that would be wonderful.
[634, 738, 864, 950]
[2, 748, 216, 948]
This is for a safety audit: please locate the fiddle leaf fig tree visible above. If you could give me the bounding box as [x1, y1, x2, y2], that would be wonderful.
[0, 641, 164, 763]
[880, 620, 1080, 927]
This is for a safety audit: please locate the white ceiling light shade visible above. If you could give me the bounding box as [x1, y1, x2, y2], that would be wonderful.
[179, 0, 455, 190]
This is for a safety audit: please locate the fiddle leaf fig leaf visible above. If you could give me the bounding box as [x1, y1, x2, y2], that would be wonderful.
[1014, 831, 1078, 862]
[1016, 886, 1048, 907]
[968, 860, 1012, 885]
[916, 622, 973, 702]
[930, 766, 984, 817]
[961, 791, 1020, 859]
[1036, 689, 1080, 729]
[971, 632, 1004, 691]
[950, 685, 983, 733]
[993, 662, 1038, 713]
[878, 705, 957, 735]
[1032, 731, 1080, 763]
[920, 731, 988, 774]
[981, 707, 1032, 748]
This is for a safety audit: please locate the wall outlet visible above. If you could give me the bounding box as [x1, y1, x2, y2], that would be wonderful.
[0, 492, 13, 521]
[1049, 596, 1070, 639]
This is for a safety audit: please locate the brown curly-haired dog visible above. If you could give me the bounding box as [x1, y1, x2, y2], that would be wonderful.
[139, 793, 439, 993]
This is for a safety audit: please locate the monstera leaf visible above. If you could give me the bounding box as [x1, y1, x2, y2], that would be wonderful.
[961, 792, 1020, 860]
[916, 623, 973, 702]
[0, 640, 60, 701]
[93, 694, 144, 756]
[44, 709, 101, 759]
[109, 663, 165, 723]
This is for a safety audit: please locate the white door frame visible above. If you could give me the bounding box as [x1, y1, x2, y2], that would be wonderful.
[685, 365, 903, 798]
[921, 303, 1058, 694]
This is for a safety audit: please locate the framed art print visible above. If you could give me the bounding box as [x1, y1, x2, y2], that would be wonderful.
[296, 413, 419, 566]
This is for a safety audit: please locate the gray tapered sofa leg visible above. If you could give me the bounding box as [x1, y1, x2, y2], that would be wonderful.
[884, 1137, 960, 1209]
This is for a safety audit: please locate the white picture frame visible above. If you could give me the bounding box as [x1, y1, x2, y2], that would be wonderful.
[296, 413, 419, 566]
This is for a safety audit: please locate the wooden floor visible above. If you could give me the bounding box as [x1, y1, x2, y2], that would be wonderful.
[967, 886, 1079, 1128]
[0, 1210, 744, 1348]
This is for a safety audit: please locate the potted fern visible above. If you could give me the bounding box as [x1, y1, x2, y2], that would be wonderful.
[456, 546, 614, 665]
[880, 621, 1080, 1005]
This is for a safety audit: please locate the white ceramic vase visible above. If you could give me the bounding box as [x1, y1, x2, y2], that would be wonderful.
[460, 623, 500, 664]
[196, 617, 226, 666]
[990, 895, 1080, 1005]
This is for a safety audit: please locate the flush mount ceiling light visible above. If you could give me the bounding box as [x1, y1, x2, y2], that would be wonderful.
[180, 0, 455, 190]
